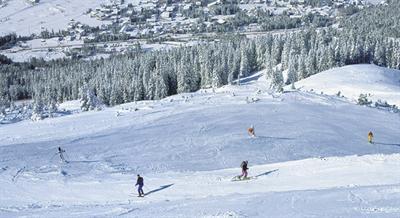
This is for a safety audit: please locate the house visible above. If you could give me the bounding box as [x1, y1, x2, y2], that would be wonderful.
[207, 1, 219, 7]
[183, 4, 192, 10]
[217, 18, 226, 24]
[120, 24, 134, 33]
[90, 11, 98, 17]
[27, 0, 39, 3]
[166, 5, 176, 12]
[120, 17, 130, 25]
[161, 11, 171, 19]
[146, 17, 157, 22]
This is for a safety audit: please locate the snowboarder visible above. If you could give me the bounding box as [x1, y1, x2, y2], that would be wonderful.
[240, 160, 249, 179]
[368, 131, 374, 144]
[58, 146, 67, 163]
[135, 174, 145, 197]
[247, 125, 255, 137]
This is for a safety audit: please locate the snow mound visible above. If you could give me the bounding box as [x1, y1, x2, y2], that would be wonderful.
[294, 64, 400, 106]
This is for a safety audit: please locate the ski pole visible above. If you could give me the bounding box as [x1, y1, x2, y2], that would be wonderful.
[64, 153, 70, 162]
[49, 152, 58, 162]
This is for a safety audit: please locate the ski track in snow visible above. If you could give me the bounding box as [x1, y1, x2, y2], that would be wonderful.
[0, 65, 400, 217]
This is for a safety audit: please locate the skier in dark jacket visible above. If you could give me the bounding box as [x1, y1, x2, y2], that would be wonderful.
[58, 146, 67, 163]
[135, 174, 145, 197]
[240, 160, 249, 179]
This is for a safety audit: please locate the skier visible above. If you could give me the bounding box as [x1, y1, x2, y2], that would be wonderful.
[135, 174, 145, 197]
[240, 160, 249, 179]
[247, 125, 255, 137]
[58, 146, 67, 163]
[368, 131, 374, 144]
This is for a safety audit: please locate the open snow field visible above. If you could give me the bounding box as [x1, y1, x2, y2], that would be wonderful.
[0, 0, 107, 36]
[295, 64, 400, 106]
[0, 64, 399, 217]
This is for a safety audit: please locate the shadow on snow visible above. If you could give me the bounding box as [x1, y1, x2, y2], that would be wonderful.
[238, 73, 264, 85]
[375, 142, 400, 147]
[255, 169, 279, 178]
[256, 136, 295, 140]
[145, 183, 174, 196]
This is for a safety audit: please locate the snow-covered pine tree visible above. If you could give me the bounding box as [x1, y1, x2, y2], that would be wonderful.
[281, 37, 291, 69]
[298, 52, 307, 79]
[177, 57, 193, 93]
[0, 96, 9, 117]
[211, 58, 223, 88]
[374, 42, 386, 66]
[286, 53, 297, 85]
[239, 48, 250, 78]
[153, 60, 168, 100]
[79, 83, 102, 111]
[265, 54, 274, 79]
[357, 94, 372, 106]
[31, 98, 44, 121]
[271, 67, 284, 91]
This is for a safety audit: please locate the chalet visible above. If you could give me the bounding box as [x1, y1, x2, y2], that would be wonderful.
[166, 5, 176, 12]
[27, 0, 39, 4]
[207, 1, 221, 7]
[217, 18, 226, 24]
[90, 11, 98, 17]
[100, 8, 112, 13]
[146, 16, 157, 22]
[183, 4, 192, 10]
[142, 3, 156, 10]
[161, 11, 171, 19]
[120, 24, 134, 33]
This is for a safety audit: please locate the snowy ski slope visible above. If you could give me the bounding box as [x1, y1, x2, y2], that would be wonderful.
[0, 64, 399, 217]
[294, 64, 400, 106]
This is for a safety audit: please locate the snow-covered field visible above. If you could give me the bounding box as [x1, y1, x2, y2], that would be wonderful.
[366, 0, 385, 4]
[0, 0, 111, 36]
[0, 65, 399, 217]
[295, 64, 400, 106]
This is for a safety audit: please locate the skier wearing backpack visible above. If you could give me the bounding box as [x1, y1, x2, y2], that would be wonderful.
[368, 131, 374, 144]
[247, 125, 255, 137]
[240, 160, 249, 179]
[135, 174, 145, 197]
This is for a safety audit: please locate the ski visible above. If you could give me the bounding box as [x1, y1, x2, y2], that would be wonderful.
[231, 176, 257, 182]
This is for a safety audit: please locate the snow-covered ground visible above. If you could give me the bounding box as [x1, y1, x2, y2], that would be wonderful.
[0, 0, 107, 36]
[0, 65, 399, 217]
[294, 64, 400, 106]
[0, 37, 185, 62]
[3, 49, 66, 62]
[365, 0, 386, 5]
[2, 154, 400, 217]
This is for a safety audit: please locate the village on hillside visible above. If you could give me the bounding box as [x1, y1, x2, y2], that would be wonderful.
[0, 0, 380, 62]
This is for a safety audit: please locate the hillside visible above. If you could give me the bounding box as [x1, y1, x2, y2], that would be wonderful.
[294, 64, 400, 106]
[0, 65, 399, 217]
[0, 0, 106, 36]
